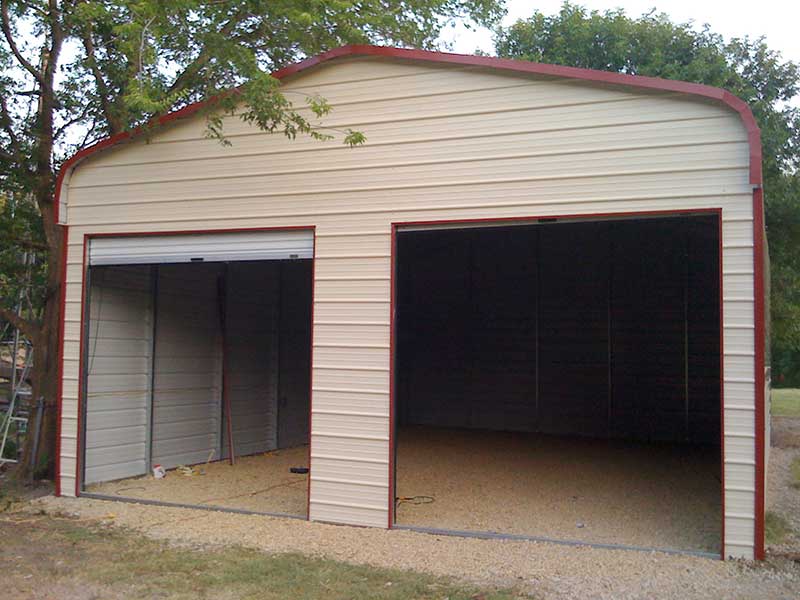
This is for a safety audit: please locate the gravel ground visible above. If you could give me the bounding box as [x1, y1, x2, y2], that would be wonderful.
[26, 495, 800, 600]
[397, 427, 720, 553]
[87, 445, 308, 516]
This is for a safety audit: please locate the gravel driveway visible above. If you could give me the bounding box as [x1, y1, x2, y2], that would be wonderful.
[29, 495, 800, 600]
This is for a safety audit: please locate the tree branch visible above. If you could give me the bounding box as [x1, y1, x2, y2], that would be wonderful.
[0, 304, 40, 342]
[0, 92, 24, 161]
[166, 10, 247, 98]
[80, 27, 122, 135]
[0, 0, 45, 85]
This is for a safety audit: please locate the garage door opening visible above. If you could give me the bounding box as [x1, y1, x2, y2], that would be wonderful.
[393, 215, 721, 554]
[80, 245, 312, 518]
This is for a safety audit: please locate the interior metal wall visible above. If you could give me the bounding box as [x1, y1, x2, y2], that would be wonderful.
[83, 266, 153, 484]
[276, 261, 313, 448]
[396, 216, 720, 444]
[151, 263, 224, 468]
[221, 261, 280, 458]
[84, 259, 312, 483]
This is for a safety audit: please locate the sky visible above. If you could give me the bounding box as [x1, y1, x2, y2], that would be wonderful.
[442, 0, 800, 63]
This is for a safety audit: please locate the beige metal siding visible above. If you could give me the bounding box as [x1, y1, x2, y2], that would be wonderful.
[58, 56, 757, 557]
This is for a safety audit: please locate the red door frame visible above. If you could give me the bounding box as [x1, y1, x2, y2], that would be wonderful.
[66, 226, 316, 521]
[388, 208, 732, 559]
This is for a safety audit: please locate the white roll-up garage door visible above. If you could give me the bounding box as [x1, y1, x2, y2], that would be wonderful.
[89, 230, 313, 266]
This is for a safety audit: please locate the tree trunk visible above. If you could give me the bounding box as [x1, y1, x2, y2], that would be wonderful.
[14, 211, 64, 483]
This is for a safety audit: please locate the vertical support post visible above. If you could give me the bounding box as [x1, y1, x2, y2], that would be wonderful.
[218, 265, 235, 465]
[145, 266, 159, 472]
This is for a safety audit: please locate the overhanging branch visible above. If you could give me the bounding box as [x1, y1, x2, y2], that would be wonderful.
[1, 0, 45, 86]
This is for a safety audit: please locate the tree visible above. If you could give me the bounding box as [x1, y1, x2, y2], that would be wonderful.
[495, 2, 800, 384]
[0, 0, 505, 480]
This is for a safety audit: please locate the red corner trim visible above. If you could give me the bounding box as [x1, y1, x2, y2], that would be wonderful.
[53, 45, 762, 225]
[753, 187, 766, 560]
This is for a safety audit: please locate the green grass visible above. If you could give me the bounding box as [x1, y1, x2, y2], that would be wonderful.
[2, 515, 528, 600]
[791, 456, 800, 490]
[765, 511, 793, 545]
[772, 388, 800, 417]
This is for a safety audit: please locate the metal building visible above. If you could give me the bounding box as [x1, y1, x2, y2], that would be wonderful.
[53, 46, 768, 560]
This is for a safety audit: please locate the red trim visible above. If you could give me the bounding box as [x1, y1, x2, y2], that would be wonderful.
[74, 236, 90, 496]
[54, 226, 69, 496]
[388, 224, 397, 528]
[53, 44, 763, 225]
[389, 208, 726, 549]
[753, 187, 766, 560]
[306, 227, 316, 521]
[718, 212, 726, 560]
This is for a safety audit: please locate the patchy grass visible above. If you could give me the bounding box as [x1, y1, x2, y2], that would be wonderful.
[0, 514, 528, 599]
[790, 456, 800, 490]
[765, 511, 793, 545]
[773, 389, 800, 417]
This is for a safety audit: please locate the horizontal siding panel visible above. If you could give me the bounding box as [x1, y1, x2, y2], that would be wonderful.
[313, 367, 389, 391]
[725, 488, 755, 515]
[311, 457, 388, 485]
[725, 463, 756, 489]
[309, 501, 387, 528]
[71, 143, 749, 204]
[312, 389, 389, 415]
[313, 346, 389, 369]
[312, 435, 387, 463]
[312, 413, 389, 438]
[722, 220, 754, 245]
[726, 381, 756, 405]
[724, 408, 755, 432]
[79, 116, 746, 189]
[315, 278, 390, 299]
[313, 323, 389, 347]
[310, 479, 387, 510]
[725, 436, 756, 463]
[314, 301, 389, 323]
[723, 300, 755, 324]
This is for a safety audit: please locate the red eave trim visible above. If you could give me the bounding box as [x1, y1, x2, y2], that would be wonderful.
[53, 44, 762, 225]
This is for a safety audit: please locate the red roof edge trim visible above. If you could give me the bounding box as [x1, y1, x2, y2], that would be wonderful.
[53, 44, 763, 225]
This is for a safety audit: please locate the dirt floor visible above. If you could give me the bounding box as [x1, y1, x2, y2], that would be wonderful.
[396, 426, 720, 553]
[87, 445, 309, 516]
[86, 428, 719, 554]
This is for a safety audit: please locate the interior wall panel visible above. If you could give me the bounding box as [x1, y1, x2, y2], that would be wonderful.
[83, 266, 152, 484]
[151, 263, 223, 469]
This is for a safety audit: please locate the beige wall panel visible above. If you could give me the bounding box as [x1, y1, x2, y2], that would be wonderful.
[76, 116, 744, 189]
[59, 56, 758, 556]
[313, 346, 391, 370]
[311, 435, 387, 463]
[311, 389, 389, 415]
[309, 501, 387, 528]
[312, 324, 389, 347]
[313, 367, 390, 391]
[312, 413, 389, 439]
[315, 279, 390, 299]
[725, 408, 756, 432]
[724, 300, 756, 325]
[311, 457, 388, 485]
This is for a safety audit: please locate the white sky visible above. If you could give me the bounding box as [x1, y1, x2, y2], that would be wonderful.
[443, 0, 800, 63]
